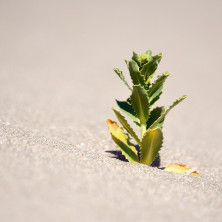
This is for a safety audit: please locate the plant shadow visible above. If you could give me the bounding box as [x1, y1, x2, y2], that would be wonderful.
[106, 145, 161, 168]
[106, 150, 128, 162]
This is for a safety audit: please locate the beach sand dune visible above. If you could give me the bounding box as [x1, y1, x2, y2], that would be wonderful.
[0, 0, 222, 221]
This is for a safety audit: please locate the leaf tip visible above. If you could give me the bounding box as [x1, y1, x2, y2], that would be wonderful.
[125, 60, 129, 65]
[180, 95, 188, 100]
[106, 119, 118, 130]
[157, 52, 163, 58]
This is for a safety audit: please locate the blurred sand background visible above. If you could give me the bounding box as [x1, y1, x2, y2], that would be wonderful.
[0, 0, 222, 221]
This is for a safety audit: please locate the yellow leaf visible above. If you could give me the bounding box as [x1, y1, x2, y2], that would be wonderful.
[106, 119, 138, 163]
[164, 163, 200, 177]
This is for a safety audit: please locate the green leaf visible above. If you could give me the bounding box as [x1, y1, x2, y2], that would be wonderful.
[113, 68, 132, 91]
[141, 53, 162, 83]
[145, 50, 152, 56]
[112, 107, 141, 145]
[148, 72, 170, 105]
[150, 95, 187, 129]
[149, 91, 162, 107]
[106, 119, 139, 163]
[131, 85, 149, 123]
[140, 128, 163, 166]
[132, 51, 151, 67]
[128, 60, 145, 86]
[132, 52, 141, 66]
[146, 106, 166, 129]
[116, 100, 140, 125]
[125, 60, 130, 68]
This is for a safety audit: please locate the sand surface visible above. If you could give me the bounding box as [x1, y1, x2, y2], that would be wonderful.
[0, 0, 222, 221]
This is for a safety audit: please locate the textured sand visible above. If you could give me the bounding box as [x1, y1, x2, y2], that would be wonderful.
[0, 0, 222, 221]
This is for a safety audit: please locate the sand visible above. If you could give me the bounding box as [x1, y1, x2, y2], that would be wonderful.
[0, 0, 222, 221]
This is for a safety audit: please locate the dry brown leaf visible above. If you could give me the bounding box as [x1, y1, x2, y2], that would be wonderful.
[164, 163, 200, 177]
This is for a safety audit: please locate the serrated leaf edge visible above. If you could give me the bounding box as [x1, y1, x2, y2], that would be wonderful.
[128, 60, 145, 86]
[140, 128, 164, 166]
[113, 68, 132, 91]
[131, 85, 150, 123]
[106, 119, 138, 163]
[150, 95, 187, 129]
[146, 106, 166, 129]
[116, 100, 140, 126]
[112, 107, 141, 145]
[148, 72, 170, 101]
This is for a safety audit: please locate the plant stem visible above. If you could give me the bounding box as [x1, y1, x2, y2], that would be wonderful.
[141, 121, 146, 139]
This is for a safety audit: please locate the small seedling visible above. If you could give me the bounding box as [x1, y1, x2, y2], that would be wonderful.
[107, 50, 187, 166]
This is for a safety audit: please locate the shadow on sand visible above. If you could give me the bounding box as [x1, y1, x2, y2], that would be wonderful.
[106, 145, 161, 168]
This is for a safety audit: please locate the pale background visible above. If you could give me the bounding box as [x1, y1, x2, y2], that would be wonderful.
[0, 0, 222, 221]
